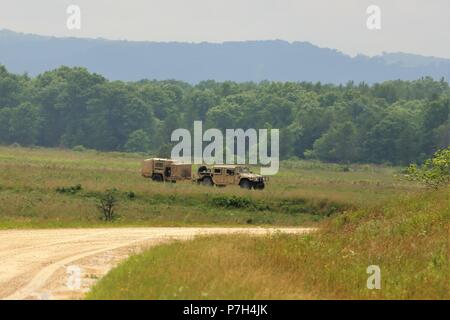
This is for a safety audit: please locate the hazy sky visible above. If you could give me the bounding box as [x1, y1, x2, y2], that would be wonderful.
[0, 0, 449, 58]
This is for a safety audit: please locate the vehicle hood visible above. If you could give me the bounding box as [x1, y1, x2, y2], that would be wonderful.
[240, 173, 264, 180]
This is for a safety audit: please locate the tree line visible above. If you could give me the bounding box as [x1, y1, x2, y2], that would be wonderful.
[0, 65, 448, 165]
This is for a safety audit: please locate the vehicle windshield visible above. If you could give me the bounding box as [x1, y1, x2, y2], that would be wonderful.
[238, 167, 250, 173]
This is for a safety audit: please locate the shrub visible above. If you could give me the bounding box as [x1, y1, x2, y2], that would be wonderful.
[98, 189, 118, 221]
[72, 145, 87, 152]
[211, 196, 252, 209]
[56, 184, 82, 194]
[406, 147, 450, 189]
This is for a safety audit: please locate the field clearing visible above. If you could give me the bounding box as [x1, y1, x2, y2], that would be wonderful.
[0, 146, 420, 229]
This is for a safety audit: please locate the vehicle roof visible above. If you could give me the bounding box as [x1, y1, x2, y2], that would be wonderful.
[145, 158, 174, 162]
[213, 164, 248, 168]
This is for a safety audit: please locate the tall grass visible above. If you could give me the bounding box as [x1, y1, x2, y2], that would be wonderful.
[88, 189, 449, 300]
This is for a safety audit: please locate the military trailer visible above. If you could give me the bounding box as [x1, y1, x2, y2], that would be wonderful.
[141, 158, 192, 182]
[195, 164, 265, 190]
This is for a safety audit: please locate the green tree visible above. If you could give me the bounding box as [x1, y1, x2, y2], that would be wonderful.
[206, 102, 243, 130]
[0, 108, 12, 143]
[0, 65, 23, 108]
[311, 121, 359, 163]
[421, 97, 449, 154]
[85, 82, 154, 150]
[124, 129, 151, 153]
[365, 107, 420, 164]
[9, 102, 41, 146]
[406, 147, 450, 189]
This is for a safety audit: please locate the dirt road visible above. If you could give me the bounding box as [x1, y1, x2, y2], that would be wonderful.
[0, 227, 313, 300]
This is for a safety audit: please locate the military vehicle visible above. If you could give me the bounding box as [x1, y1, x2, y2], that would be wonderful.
[195, 164, 265, 190]
[141, 158, 192, 182]
[142, 159, 266, 189]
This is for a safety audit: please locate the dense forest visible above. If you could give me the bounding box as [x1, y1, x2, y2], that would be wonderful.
[0, 65, 448, 165]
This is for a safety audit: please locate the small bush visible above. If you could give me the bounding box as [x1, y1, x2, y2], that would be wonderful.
[98, 189, 118, 221]
[406, 147, 450, 189]
[211, 196, 252, 209]
[72, 145, 87, 152]
[56, 184, 82, 194]
[126, 191, 136, 199]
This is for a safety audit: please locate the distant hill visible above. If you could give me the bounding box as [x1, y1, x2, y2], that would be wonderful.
[1, 29, 449, 84]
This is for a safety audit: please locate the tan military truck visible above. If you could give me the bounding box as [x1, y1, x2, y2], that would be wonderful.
[195, 164, 266, 190]
[141, 158, 192, 182]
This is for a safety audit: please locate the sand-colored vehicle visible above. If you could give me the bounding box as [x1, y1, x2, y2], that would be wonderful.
[141, 158, 192, 182]
[195, 164, 265, 190]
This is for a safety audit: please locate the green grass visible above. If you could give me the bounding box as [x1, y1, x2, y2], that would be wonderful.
[87, 235, 310, 300]
[0, 145, 419, 228]
[88, 189, 449, 300]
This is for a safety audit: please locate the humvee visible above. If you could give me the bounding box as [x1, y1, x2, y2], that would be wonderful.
[195, 164, 265, 190]
[141, 158, 192, 182]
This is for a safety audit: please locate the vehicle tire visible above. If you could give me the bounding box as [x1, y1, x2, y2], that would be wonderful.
[239, 179, 252, 189]
[202, 177, 214, 187]
[255, 184, 265, 190]
[152, 174, 163, 182]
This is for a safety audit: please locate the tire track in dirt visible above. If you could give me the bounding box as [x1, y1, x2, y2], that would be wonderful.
[0, 227, 315, 300]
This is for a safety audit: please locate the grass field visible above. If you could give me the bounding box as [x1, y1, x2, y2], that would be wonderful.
[88, 189, 449, 300]
[0, 145, 419, 229]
